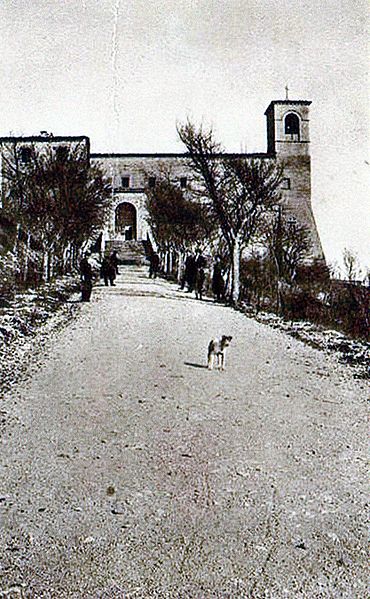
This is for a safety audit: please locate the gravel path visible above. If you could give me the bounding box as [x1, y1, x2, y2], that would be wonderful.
[0, 266, 368, 598]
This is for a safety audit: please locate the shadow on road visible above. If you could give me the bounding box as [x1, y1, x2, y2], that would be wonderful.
[184, 361, 208, 369]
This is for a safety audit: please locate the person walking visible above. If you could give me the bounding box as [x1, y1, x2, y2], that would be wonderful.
[195, 266, 206, 300]
[109, 251, 119, 276]
[80, 254, 93, 302]
[212, 255, 225, 302]
[100, 256, 112, 286]
[186, 254, 197, 293]
[107, 257, 116, 286]
[149, 252, 160, 279]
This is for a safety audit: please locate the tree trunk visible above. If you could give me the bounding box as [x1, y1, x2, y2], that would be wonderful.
[43, 251, 49, 282]
[63, 244, 71, 274]
[168, 250, 173, 274]
[231, 234, 241, 304]
[49, 252, 53, 281]
[44, 242, 54, 282]
[177, 252, 184, 283]
[164, 246, 172, 275]
[14, 224, 21, 253]
[72, 244, 78, 269]
[23, 231, 31, 283]
[273, 254, 281, 314]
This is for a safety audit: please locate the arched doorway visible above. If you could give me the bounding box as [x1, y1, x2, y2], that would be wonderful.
[115, 202, 137, 240]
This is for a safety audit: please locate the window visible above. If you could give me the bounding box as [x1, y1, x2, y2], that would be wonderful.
[180, 177, 187, 189]
[148, 176, 156, 188]
[20, 147, 32, 164]
[284, 113, 300, 136]
[55, 146, 68, 161]
[286, 216, 297, 231]
[121, 176, 130, 188]
[281, 177, 291, 190]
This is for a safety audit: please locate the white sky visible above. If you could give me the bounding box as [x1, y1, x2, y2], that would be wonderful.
[1, 0, 368, 272]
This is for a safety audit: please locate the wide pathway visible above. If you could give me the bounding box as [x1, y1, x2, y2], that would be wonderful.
[0, 267, 368, 598]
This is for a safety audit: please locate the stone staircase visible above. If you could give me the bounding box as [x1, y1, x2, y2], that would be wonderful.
[105, 240, 151, 265]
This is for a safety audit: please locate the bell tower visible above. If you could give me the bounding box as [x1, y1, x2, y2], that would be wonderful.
[265, 100, 311, 156]
[264, 98, 325, 261]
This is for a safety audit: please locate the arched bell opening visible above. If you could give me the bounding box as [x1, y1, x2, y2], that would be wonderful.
[115, 202, 137, 240]
[284, 113, 300, 140]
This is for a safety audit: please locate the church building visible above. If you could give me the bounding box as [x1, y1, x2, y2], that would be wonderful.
[90, 98, 324, 261]
[0, 98, 324, 261]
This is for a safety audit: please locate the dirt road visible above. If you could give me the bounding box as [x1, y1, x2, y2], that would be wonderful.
[0, 266, 368, 598]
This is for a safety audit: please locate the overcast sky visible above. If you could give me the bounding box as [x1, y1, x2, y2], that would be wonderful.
[1, 0, 368, 272]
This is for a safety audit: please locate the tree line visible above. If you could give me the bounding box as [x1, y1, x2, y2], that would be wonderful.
[146, 121, 313, 307]
[145, 122, 368, 340]
[1, 125, 367, 340]
[0, 141, 111, 287]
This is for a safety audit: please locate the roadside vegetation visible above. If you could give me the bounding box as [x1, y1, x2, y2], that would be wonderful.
[0, 142, 112, 371]
[144, 171, 215, 281]
[145, 122, 369, 344]
[0, 141, 111, 297]
[0, 127, 367, 359]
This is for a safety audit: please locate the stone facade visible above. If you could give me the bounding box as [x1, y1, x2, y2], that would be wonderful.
[0, 135, 89, 209]
[91, 100, 324, 261]
[0, 135, 89, 166]
[265, 101, 323, 258]
[0, 100, 324, 261]
[90, 154, 192, 246]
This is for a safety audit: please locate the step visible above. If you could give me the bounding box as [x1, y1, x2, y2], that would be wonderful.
[105, 240, 151, 265]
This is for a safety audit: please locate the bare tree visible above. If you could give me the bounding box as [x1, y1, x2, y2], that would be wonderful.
[145, 174, 215, 277]
[2, 142, 111, 281]
[261, 208, 312, 312]
[342, 247, 362, 282]
[177, 121, 284, 303]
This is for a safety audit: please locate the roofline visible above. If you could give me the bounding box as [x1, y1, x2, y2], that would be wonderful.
[0, 135, 90, 143]
[91, 152, 274, 159]
[91, 152, 189, 159]
[265, 100, 312, 115]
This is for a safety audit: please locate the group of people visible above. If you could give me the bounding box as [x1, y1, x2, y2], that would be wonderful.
[181, 251, 225, 302]
[181, 250, 206, 299]
[100, 251, 119, 287]
[80, 248, 226, 303]
[79, 251, 120, 302]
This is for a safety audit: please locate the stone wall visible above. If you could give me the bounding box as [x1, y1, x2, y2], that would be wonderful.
[91, 154, 192, 190]
[279, 155, 324, 259]
[1, 101, 325, 262]
[90, 154, 195, 245]
[92, 149, 324, 261]
[0, 136, 89, 208]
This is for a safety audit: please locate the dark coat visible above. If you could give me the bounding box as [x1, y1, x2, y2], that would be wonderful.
[196, 267, 206, 290]
[196, 254, 207, 269]
[212, 263, 224, 295]
[150, 253, 160, 270]
[80, 258, 93, 282]
[185, 255, 197, 287]
[109, 252, 119, 274]
[100, 257, 116, 279]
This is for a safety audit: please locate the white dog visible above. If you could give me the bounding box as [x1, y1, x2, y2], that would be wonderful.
[207, 335, 232, 370]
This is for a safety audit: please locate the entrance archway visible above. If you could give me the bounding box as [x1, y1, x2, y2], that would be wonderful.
[115, 202, 137, 240]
